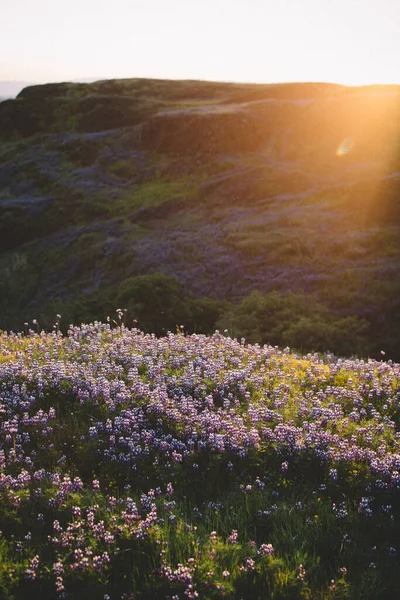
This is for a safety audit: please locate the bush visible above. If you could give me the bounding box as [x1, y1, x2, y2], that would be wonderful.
[217, 290, 369, 356]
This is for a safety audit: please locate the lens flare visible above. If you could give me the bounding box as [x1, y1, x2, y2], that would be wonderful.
[336, 137, 354, 156]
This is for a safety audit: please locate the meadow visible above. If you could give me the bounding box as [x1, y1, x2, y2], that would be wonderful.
[0, 319, 399, 599]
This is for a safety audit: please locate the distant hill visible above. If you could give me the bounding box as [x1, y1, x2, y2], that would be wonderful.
[0, 78, 399, 358]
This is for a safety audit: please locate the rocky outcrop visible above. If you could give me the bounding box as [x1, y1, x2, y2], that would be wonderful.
[140, 107, 268, 155]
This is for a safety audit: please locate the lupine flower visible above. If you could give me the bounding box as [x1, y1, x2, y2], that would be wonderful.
[227, 530, 239, 544]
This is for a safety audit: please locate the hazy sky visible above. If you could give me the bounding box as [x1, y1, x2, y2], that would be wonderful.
[1, 0, 399, 85]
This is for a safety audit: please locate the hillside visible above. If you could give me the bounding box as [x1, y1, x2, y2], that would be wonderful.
[0, 78, 400, 358]
[0, 324, 399, 599]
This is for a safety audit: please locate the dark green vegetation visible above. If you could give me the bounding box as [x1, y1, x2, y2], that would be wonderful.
[1, 79, 400, 358]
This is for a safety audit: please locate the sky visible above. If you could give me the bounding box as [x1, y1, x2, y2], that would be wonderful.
[1, 0, 399, 87]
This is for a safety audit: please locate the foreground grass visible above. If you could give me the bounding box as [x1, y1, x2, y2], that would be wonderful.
[0, 323, 399, 599]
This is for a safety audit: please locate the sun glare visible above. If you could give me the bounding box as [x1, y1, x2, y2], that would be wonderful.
[336, 138, 355, 157]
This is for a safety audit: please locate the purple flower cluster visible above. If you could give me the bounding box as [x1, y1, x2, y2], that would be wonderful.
[0, 323, 399, 595]
[1, 326, 400, 493]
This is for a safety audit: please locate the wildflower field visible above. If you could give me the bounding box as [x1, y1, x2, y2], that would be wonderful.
[0, 322, 399, 599]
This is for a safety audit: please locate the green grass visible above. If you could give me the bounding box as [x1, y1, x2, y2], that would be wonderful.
[119, 179, 198, 211]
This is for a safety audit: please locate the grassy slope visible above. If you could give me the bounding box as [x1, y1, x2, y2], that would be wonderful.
[0, 78, 399, 357]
